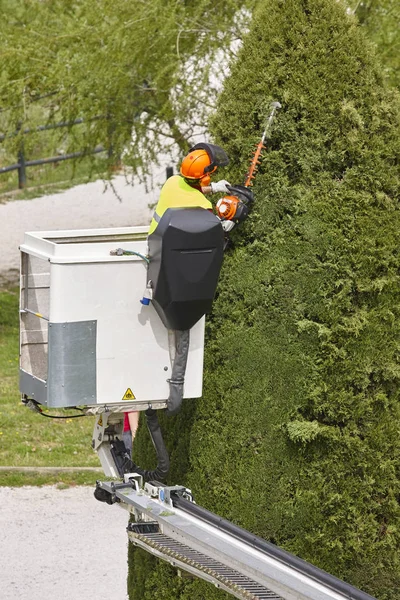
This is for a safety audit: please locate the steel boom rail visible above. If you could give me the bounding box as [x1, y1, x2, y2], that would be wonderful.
[97, 479, 376, 600]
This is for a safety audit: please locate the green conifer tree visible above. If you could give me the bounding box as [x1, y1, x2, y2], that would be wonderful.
[354, 0, 400, 88]
[128, 1, 400, 598]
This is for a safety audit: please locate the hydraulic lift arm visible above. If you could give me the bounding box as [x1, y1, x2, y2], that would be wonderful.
[91, 408, 169, 484]
[91, 425, 375, 599]
[95, 477, 376, 600]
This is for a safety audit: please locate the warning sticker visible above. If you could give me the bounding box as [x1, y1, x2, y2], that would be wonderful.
[122, 388, 136, 401]
[98, 415, 103, 427]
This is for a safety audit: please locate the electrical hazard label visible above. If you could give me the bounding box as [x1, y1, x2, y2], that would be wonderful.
[122, 388, 136, 401]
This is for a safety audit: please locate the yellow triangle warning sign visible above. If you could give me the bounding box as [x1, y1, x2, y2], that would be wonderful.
[122, 388, 136, 401]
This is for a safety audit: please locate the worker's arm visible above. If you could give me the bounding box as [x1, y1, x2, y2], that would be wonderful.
[202, 180, 231, 194]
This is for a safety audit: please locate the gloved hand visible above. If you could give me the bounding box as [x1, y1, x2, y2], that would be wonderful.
[210, 180, 231, 194]
[221, 220, 235, 232]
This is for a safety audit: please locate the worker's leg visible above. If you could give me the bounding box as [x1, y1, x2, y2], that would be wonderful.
[122, 412, 140, 453]
[128, 411, 140, 442]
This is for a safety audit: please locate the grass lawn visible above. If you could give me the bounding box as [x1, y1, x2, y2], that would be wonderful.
[0, 287, 101, 486]
[0, 470, 100, 487]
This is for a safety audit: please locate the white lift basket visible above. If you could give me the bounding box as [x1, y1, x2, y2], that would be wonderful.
[19, 226, 204, 412]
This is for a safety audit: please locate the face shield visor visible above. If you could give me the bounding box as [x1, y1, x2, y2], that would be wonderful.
[189, 143, 230, 175]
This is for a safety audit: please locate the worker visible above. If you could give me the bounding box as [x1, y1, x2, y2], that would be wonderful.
[148, 142, 234, 235]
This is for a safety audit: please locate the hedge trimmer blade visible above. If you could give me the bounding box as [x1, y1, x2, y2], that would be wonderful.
[244, 101, 281, 187]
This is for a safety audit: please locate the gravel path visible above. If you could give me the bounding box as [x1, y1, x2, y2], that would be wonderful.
[0, 486, 130, 600]
[0, 172, 162, 286]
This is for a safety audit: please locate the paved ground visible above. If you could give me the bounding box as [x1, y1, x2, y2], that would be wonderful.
[0, 172, 162, 287]
[0, 486, 130, 600]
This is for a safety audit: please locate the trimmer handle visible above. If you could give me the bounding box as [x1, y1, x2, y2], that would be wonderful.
[226, 184, 254, 205]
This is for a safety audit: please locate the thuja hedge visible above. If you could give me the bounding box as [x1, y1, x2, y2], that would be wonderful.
[128, 1, 400, 598]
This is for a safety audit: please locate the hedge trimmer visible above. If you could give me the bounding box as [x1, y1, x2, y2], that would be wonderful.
[216, 101, 281, 225]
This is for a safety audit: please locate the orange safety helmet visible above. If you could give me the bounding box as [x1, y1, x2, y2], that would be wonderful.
[180, 143, 229, 186]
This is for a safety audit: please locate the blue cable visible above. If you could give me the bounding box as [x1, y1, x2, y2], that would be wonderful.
[112, 248, 150, 264]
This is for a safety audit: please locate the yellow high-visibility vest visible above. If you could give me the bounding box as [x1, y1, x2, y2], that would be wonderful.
[148, 175, 212, 235]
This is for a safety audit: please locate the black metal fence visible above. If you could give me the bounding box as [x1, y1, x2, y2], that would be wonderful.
[0, 117, 107, 189]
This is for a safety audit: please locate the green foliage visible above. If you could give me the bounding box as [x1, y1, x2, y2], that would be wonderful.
[0, 470, 100, 487]
[206, 0, 400, 596]
[0, 0, 255, 179]
[129, 1, 400, 598]
[352, 0, 400, 88]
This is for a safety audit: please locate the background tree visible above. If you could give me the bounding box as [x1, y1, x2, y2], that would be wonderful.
[129, 0, 400, 598]
[1, 1, 397, 182]
[352, 0, 400, 88]
[0, 0, 255, 179]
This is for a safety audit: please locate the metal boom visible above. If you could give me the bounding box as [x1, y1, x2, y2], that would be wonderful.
[96, 478, 376, 600]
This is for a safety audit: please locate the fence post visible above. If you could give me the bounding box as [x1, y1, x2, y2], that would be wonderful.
[107, 118, 114, 161]
[16, 122, 27, 188]
[17, 145, 27, 189]
[166, 166, 173, 180]
[107, 110, 121, 171]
